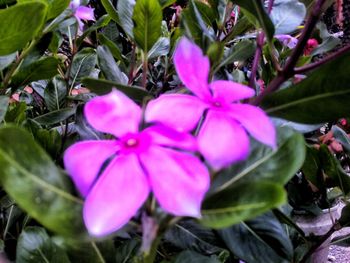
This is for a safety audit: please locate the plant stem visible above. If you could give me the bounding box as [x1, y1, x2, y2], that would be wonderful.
[142, 52, 148, 89]
[249, 32, 264, 89]
[251, 0, 327, 106]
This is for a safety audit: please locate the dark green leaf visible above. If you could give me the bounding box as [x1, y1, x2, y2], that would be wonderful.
[69, 48, 97, 82]
[12, 57, 60, 87]
[223, 16, 254, 43]
[97, 33, 126, 66]
[158, 0, 176, 9]
[261, 51, 350, 123]
[218, 212, 293, 263]
[0, 96, 9, 123]
[0, 1, 47, 55]
[338, 204, 350, 227]
[0, 126, 86, 237]
[270, 0, 306, 34]
[34, 129, 62, 159]
[0, 53, 16, 71]
[4, 102, 27, 124]
[101, 0, 119, 23]
[231, 0, 275, 41]
[66, 240, 114, 263]
[148, 37, 170, 59]
[118, 0, 135, 38]
[211, 127, 305, 193]
[46, 0, 70, 20]
[173, 250, 221, 263]
[96, 45, 128, 84]
[44, 76, 68, 111]
[200, 181, 286, 228]
[115, 239, 141, 263]
[301, 145, 321, 188]
[16, 226, 70, 263]
[132, 0, 162, 53]
[81, 78, 149, 102]
[33, 107, 76, 125]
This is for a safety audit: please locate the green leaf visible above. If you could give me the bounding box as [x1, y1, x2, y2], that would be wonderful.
[173, 250, 221, 263]
[132, 0, 162, 53]
[301, 145, 321, 188]
[231, 0, 275, 41]
[0, 2, 48, 55]
[44, 76, 68, 111]
[0, 126, 86, 237]
[118, 0, 136, 39]
[115, 239, 140, 263]
[0, 53, 16, 71]
[200, 181, 286, 228]
[332, 125, 350, 153]
[101, 0, 119, 23]
[261, 51, 350, 123]
[270, 0, 306, 34]
[46, 0, 70, 20]
[66, 240, 114, 263]
[158, 0, 176, 9]
[12, 57, 60, 87]
[97, 33, 126, 66]
[148, 37, 170, 59]
[218, 212, 293, 263]
[16, 226, 70, 263]
[81, 78, 149, 102]
[0, 96, 9, 123]
[69, 48, 97, 82]
[96, 45, 128, 84]
[211, 127, 305, 193]
[33, 107, 76, 125]
[5, 102, 27, 124]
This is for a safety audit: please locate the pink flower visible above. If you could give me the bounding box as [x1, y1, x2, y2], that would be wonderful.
[146, 38, 276, 170]
[70, 0, 95, 30]
[304, 38, 319, 55]
[64, 90, 209, 237]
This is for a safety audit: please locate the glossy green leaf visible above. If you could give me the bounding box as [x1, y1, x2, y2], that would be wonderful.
[173, 250, 221, 263]
[132, 0, 162, 53]
[148, 37, 170, 59]
[81, 78, 149, 102]
[16, 227, 70, 263]
[0, 2, 47, 55]
[301, 145, 321, 188]
[218, 212, 293, 263]
[231, 0, 275, 40]
[97, 33, 126, 66]
[158, 0, 176, 9]
[0, 96, 9, 123]
[97, 45, 128, 84]
[76, 15, 111, 47]
[0, 126, 86, 237]
[101, 0, 119, 23]
[115, 239, 140, 263]
[200, 181, 286, 228]
[33, 107, 76, 125]
[261, 51, 350, 123]
[12, 57, 60, 87]
[0, 53, 16, 71]
[211, 127, 305, 193]
[69, 48, 97, 82]
[46, 0, 70, 20]
[5, 102, 27, 124]
[44, 76, 68, 111]
[270, 0, 306, 34]
[223, 16, 254, 43]
[118, 0, 135, 38]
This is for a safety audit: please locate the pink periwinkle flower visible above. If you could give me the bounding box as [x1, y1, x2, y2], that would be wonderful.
[304, 38, 319, 56]
[64, 90, 210, 237]
[275, 34, 298, 49]
[146, 38, 276, 170]
[70, 0, 95, 30]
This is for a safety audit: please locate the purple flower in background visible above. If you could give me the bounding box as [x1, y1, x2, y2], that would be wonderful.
[275, 34, 298, 49]
[70, 0, 95, 30]
[64, 90, 209, 237]
[146, 38, 276, 170]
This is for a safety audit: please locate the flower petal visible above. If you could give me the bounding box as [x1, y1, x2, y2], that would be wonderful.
[143, 124, 197, 151]
[75, 6, 95, 21]
[84, 154, 150, 236]
[198, 111, 250, 170]
[210, 80, 255, 103]
[174, 38, 211, 99]
[229, 104, 276, 148]
[145, 94, 206, 132]
[63, 140, 118, 197]
[140, 147, 209, 217]
[85, 90, 142, 137]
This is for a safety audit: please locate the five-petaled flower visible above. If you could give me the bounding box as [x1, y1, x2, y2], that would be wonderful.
[64, 90, 210, 236]
[146, 37, 276, 170]
[70, 0, 95, 30]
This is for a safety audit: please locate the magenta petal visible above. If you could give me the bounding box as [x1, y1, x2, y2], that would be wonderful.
[229, 104, 276, 148]
[63, 140, 118, 197]
[84, 154, 150, 236]
[140, 147, 209, 217]
[198, 111, 250, 170]
[75, 6, 95, 21]
[210, 80, 255, 103]
[145, 94, 206, 132]
[85, 90, 142, 137]
[143, 124, 197, 151]
[174, 38, 211, 99]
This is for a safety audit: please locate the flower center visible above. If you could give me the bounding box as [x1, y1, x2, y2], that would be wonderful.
[124, 138, 139, 148]
[212, 101, 222, 107]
